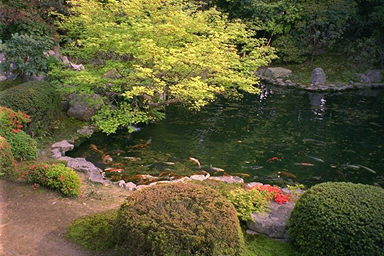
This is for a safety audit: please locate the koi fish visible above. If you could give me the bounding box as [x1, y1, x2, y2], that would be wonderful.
[336, 170, 346, 180]
[302, 138, 326, 145]
[308, 156, 325, 163]
[210, 164, 224, 173]
[122, 156, 139, 161]
[90, 144, 103, 154]
[277, 171, 297, 179]
[294, 162, 314, 166]
[267, 157, 279, 162]
[189, 157, 201, 167]
[163, 162, 175, 165]
[358, 165, 376, 174]
[232, 173, 251, 178]
[343, 164, 360, 170]
[102, 154, 113, 164]
[104, 168, 123, 173]
[132, 138, 152, 149]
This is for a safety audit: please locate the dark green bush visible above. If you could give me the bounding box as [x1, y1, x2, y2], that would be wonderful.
[25, 163, 82, 197]
[289, 182, 384, 256]
[114, 182, 245, 256]
[0, 136, 16, 180]
[4, 131, 38, 160]
[0, 81, 62, 137]
[66, 210, 117, 252]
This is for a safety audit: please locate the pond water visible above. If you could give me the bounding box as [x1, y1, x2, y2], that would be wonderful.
[68, 86, 384, 187]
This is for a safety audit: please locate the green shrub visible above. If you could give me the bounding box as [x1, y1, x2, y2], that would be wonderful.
[227, 188, 270, 222]
[0, 136, 16, 180]
[114, 183, 245, 256]
[25, 163, 82, 197]
[0, 81, 62, 137]
[4, 131, 38, 160]
[1, 33, 53, 78]
[66, 210, 117, 252]
[289, 182, 384, 256]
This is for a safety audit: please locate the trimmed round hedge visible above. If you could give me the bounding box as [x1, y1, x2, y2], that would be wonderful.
[4, 131, 38, 161]
[0, 81, 62, 137]
[114, 182, 245, 256]
[0, 136, 16, 180]
[289, 182, 384, 256]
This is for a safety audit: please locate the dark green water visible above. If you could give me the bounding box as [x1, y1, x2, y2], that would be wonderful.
[69, 86, 384, 187]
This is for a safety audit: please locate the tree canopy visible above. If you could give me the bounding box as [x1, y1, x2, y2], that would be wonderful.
[52, 0, 275, 133]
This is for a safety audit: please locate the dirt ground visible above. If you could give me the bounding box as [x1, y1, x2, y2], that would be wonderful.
[0, 175, 131, 256]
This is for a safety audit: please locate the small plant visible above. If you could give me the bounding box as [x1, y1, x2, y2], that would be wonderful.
[248, 184, 290, 205]
[0, 136, 16, 180]
[0, 106, 31, 134]
[227, 188, 270, 221]
[24, 163, 81, 197]
[289, 182, 384, 256]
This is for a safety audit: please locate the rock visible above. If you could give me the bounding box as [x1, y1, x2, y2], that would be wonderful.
[363, 69, 383, 83]
[0, 74, 6, 82]
[61, 56, 70, 65]
[89, 169, 105, 184]
[51, 140, 74, 154]
[311, 67, 326, 86]
[51, 148, 62, 159]
[70, 62, 85, 71]
[77, 125, 95, 137]
[208, 175, 244, 184]
[118, 180, 126, 188]
[67, 94, 103, 121]
[59, 156, 105, 183]
[264, 67, 292, 79]
[103, 69, 122, 79]
[190, 173, 210, 181]
[124, 182, 137, 191]
[359, 74, 371, 83]
[247, 201, 295, 241]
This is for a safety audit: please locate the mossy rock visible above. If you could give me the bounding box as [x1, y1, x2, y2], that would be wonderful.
[114, 182, 245, 256]
[0, 81, 62, 137]
[0, 136, 16, 180]
[289, 182, 384, 256]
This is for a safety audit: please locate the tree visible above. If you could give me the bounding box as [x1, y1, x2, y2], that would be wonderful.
[53, 0, 276, 134]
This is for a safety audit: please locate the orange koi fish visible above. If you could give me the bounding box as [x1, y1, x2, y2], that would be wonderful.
[267, 157, 279, 162]
[189, 157, 201, 168]
[277, 171, 297, 179]
[104, 168, 123, 173]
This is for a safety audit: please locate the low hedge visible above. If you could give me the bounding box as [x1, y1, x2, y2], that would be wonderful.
[289, 182, 384, 256]
[114, 182, 245, 256]
[0, 81, 62, 137]
[24, 163, 82, 197]
[0, 136, 16, 180]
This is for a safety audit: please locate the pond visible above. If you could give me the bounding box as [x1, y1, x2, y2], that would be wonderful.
[68, 86, 384, 187]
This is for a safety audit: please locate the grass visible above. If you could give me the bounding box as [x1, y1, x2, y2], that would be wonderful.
[283, 51, 359, 85]
[245, 235, 299, 256]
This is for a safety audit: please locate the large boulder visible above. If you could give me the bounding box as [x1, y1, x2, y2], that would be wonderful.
[311, 67, 326, 86]
[67, 94, 103, 121]
[59, 156, 105, 184]
[362, 69, 383, 83]
[247, 201, 295, 241]
[264, 67, 292, 79]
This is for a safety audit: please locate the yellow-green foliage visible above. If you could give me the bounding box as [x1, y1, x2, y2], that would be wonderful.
[25, 163, 82, 197]
[289, 182, 384, 256]
[114, 183, 245, 256]
[0, 136, 16, 180]
[54, 0, 276, 134]
[227, 188, 270, 221]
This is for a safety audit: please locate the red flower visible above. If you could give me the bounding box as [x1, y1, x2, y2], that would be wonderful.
[29, 164, 36, 170]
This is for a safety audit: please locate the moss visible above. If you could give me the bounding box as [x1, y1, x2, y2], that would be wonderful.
[289, 182, 384, 256]
[66, 210, 117, 252]
[114, 182, 245, 256]
[244, 235, 299, 256]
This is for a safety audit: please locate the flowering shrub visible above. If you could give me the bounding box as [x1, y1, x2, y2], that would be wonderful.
[0, 136, 16, 180]
[24, 163, 81, 197]
[248, 184, 290, 205]
[0, 106, 31, 134]
[227, 188, 270, 221]
[0, 107, 37, 160]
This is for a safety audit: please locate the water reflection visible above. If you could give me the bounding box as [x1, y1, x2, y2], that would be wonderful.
[309, 93, 326, 120]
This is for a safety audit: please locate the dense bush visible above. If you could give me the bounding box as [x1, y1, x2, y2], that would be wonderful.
[114, 183, 245, 256]
[0, 136, 16, 180]
[24, 163, 82, 197]
[0, 81, 62, 137]
[0, 106, 37, 160]
[4, 130, 38, 160]
[289, 182, 384, 256]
